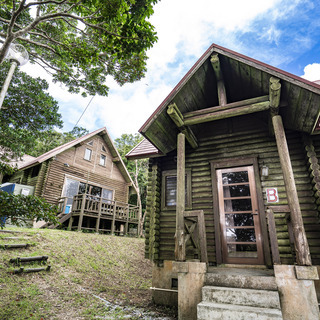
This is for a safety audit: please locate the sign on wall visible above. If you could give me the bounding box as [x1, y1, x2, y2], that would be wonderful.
[266, 188, 279, 203]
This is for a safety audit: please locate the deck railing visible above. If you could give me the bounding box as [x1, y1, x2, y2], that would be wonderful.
[57, 194, 139, 222]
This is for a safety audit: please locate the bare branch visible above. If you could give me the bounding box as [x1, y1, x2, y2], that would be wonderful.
[25, 0, 70, 8]
[8, 0, 27, 36]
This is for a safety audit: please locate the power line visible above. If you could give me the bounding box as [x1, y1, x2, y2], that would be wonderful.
[73, 96, 94, 129]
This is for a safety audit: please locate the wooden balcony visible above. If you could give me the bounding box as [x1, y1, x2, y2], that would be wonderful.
[57, 194, 140, 235]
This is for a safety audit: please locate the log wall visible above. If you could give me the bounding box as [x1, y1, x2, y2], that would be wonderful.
[146, 115, 320, 265]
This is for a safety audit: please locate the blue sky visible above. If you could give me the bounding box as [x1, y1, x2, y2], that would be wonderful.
[22, 0, 320, 140]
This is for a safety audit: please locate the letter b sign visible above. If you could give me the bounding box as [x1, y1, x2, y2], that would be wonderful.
[266, 188, 279, 203]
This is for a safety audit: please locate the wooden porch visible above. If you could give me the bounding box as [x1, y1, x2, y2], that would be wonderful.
[56, 194, 140, 235]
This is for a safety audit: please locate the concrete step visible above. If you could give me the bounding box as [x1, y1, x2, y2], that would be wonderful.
[206, 270, 278, 291]
[202, 286, 281, 309]
[197, 301, 283, 320]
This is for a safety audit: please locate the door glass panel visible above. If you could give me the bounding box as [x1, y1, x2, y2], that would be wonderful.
[227, 244, 258, 258]
[102, 188, 113, 201]
[224, 199, 252, 212]
[223, 184, 250, 197]
[226, 228, 256, 242]
[225, 214, 254, 227]
[91, 186, 102, 197]
[222, 171, 248, 184]
[63, 178, 80, 205]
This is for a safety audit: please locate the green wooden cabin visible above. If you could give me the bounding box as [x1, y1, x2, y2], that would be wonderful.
[127, 43, 320, 318]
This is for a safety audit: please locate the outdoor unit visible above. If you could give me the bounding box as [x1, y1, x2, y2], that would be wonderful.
[0, 183, 34, 196]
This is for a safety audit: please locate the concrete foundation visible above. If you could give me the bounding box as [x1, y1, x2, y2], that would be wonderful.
[151, 260, 178, 307]
[173, 261, 207, 320]
[274, 265, 319, 320]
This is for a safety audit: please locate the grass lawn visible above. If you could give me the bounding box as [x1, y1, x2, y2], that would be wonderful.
[0, 228, 176, 320]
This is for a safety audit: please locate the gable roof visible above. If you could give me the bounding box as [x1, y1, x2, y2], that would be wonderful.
[20, 127, 134, 185]
[138, 43, 320, 155]
[126, 138, 162, 160]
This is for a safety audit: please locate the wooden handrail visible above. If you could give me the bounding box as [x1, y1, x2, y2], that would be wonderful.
[266, 208, 281, 265]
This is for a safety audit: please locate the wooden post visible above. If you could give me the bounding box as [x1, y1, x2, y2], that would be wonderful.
[95, 196, 103, 233]
[125, 205, 129, 235]
[272, 115, 312, 265]
[175, 133, 186, 261]
[111, 201, 117, 234]
[77, 194, 86, 231]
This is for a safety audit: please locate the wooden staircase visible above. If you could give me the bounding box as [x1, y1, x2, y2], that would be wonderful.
[40, 212, 72, 229]
[197, 267, 283, 320]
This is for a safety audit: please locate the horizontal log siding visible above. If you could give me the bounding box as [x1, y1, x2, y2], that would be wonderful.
[307, 134, 320, 264]
[155, 127, 320, 265]
[41, 158, 129, 206]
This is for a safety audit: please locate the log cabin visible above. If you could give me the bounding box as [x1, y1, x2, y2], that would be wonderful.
[6, 127, 139, 235]
[126, 43, 320, 319]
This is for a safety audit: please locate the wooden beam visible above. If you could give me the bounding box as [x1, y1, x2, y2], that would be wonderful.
[167, 103, 198, 148]
[269, 77, 281, 115]
[272, 115, 312, 266]
[175, 133, 186, 261]
[167, 103, 184, 128]
[184, 101, 270, 126]
[211, 53, 227, 106]
[184, 95, 269, 119]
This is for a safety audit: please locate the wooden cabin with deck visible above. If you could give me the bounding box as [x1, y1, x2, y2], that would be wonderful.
[126, 43, 320, 319]
[5, 127, 139, 235]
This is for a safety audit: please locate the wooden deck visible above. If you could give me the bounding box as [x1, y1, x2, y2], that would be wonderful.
[57, 195, 140, 235]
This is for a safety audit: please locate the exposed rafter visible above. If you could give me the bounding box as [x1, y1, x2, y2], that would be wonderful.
[210, 53, 227, 106]
[167, 103, 198, 148]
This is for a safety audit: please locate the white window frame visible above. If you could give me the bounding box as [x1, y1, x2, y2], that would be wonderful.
[100, 154, 106, 166]
[84, 148, 92, 161]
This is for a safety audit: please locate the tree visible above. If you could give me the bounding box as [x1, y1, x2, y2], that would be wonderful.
[0, 61, 62, 174]
[114, 133, 148, 237]
[0, 191, 59, 228]
[0, 0, 158, 97]
[30, 126, 89, 157]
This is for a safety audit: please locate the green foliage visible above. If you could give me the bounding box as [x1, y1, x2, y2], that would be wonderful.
[0, 0, 158, 96]
[0, 191, 59, 228]
[30, 126, 89, 157]
[0, 61, 63, 172]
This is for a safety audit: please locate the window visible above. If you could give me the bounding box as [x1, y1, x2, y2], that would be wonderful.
[84, 148, 92, 161]
[87, 140, 93, 146]
[162, 169, 191, 210]
[100, 154, 106, 166]
[101, 145, 106, 152]
[31, 164, 41, 178]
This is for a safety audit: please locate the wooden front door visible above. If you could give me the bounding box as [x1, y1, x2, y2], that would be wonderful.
[216, 166, 264, 264]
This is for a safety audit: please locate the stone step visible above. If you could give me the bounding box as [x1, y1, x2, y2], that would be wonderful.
[202, 286, 281, 309]
[197, 301, 283, 320]
[206, 272, 278, 291]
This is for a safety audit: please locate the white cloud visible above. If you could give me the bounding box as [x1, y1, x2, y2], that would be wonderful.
[301, 63, 320, 82]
